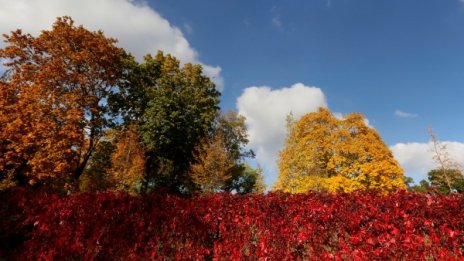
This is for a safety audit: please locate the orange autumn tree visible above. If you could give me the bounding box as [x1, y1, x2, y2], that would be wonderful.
[274, 108, 404, 193]
[189, 133, 235, 194]
[0, 17, 124, 188]
[108, 126, 145, 194]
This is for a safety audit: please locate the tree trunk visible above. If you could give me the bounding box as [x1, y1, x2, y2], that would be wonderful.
[141, 152, 152, 194]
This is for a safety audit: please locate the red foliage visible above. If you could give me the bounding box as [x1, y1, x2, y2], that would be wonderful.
[1, 189, 464, 260]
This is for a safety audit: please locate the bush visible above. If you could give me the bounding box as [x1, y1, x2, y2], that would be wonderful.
[1, 189, 463, 260]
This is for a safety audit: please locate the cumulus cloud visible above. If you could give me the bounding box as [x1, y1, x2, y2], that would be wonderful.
[0, 0, 223, 87]
[390, 142, 464, 183]
[236, 83, 327, 186]
[395, 110, 418, 118]
[236, 82, 463, 188]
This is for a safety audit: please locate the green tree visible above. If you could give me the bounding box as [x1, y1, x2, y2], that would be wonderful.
[427, 168, 464, 194]
[111, 52, 220, 194]
[214, 111, 254, 161]
[212, 111, 266, 194]
[226, 164, 266, 194]
[404, 177, 431, 193]
[403, 176, 415, 189]
[417, 179, 431, 192]
[79, 138, 116, 192]
[109, 53, 161, 125]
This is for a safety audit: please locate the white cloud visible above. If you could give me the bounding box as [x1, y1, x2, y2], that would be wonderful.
[236, 82, 461, 188]
[236, 83, 327, 186]
[0, 0, 223, 87]
[272, 15, 283, 30]
[270, 6, 283, 31]
[363, 118, 374, 129]
[183, 22, 194, 35]
[390, 141, 464, 183]
[395, 110, 418, 118]
[333, 112, 374, 129]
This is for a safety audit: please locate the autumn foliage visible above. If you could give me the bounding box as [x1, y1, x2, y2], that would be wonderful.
[189, 133, 235, 194]
[2, 15, 463, 261]
[0, 17, 124, 188]
[1, 189, 463, 260]
[275, 108, 405, 193]
[108, 126, 145, 193]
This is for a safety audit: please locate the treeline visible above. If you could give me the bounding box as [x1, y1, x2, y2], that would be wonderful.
[0, 17, 264, 195]
[1, 17, 462, 196]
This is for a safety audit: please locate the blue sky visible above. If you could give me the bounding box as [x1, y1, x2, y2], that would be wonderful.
[1, 0, 464, 186]
[150, 0, 464, 143]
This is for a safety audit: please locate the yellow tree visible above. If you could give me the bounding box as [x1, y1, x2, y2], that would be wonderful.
[108, 126, 145, 194]
[189, 133, 235, 194]
[274, 108, 404, 193]
[0, 17, 124, 188]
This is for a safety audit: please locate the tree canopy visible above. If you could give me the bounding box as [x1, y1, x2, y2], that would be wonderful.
[189, 133, 235, 194]
[274, 108, 405, 193]
[0, 16, 124, 189]
[1, 17, 425, 196]
[110, 52, 221, 194]
[188, 111, 265, 194]
[427, 168, 464, 194]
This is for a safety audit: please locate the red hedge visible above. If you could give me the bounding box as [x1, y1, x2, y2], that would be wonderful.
[1, 189, 464, 260]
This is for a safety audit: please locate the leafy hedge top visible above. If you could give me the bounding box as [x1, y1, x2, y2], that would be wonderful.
[1, 189, 464, 260]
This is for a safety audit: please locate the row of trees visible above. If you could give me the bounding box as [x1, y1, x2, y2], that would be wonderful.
[404, 169, 464, 194]
[0, 17, 264, 195]
[1, 17, 460, 196]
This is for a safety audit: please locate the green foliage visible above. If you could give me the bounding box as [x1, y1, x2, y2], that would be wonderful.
[213, 111, 263, 194]
[403, 176, 415, 188]
[111, 51, 220, 194]
[109, 53, 161, 124]
[79, 139, 116, 192]
[225, 164, 266, 194]
[214, 111, 254, 161]
[427, 168, 464, 194]
[405, 179, 431, 193]
[188, 111, 262, 195]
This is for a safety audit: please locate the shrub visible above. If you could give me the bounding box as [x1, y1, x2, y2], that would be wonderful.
[1, 189, 463, 260]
